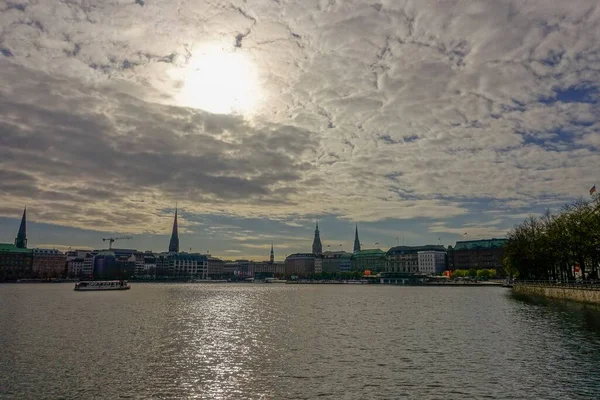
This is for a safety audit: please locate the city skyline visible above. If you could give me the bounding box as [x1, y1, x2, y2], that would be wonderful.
[0, 206, 506, 260]
[1, 1, 599, 259]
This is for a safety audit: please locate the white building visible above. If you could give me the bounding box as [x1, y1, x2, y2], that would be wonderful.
[417, 251, 446, 275]
[82, 254, 95, 277]
[314, 257, 323, 274]
[67, 258, 85, 277]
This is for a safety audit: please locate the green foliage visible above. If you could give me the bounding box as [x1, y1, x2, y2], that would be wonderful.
[476, 269, 490, 279]
[504, 197, 600, 281]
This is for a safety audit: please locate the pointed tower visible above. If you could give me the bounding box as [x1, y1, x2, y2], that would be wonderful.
[14, 207, 27, 249]
[353, 224, 361, 253]
[168, 207, 179, 253]
[270, 242, 274, 264]
[312, 221, 322, 255]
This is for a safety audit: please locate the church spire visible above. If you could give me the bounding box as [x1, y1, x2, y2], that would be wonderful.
[270, 242, 274, 264]
[353, 224, 361, 253]
[14, 207, 27, 249]
[168, 206, 179, 253]
[312, 220, 322, 255]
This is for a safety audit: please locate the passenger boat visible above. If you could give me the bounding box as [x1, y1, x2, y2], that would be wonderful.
[74, 280, 131, 291]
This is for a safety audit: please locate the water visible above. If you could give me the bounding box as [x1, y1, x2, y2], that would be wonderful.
[1, 283, 599, 399]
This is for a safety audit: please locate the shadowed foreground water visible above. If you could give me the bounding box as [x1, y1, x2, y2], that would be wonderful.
[1, 283, 600, 399]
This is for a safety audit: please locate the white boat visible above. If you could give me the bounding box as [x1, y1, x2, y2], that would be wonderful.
[74, 280, 131, 291]
[265, 278, 287, 283]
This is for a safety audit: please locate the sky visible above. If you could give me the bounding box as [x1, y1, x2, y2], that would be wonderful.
[0, 0, 599, 260]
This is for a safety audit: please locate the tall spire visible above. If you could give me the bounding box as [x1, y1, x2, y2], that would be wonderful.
[168, 207, 179, 253]
[353, 224, 361, 253]
[270, 242, 274, 264]
[14, 207, 27, 248]
[312, 220, 322, 255]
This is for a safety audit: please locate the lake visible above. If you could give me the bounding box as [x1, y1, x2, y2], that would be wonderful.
[1, 283, 599, 399]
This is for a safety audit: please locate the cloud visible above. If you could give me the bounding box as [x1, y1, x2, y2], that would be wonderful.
[0, 0, 599, 251]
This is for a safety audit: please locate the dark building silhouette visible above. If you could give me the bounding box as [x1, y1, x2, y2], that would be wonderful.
[353, 224, 361, 253]
[312, 221, 322, 255]
[14, 207, 27, 249]
[270, 242, 274, 264]
[168, 207, 179, 253]
[447, 239, 507, 275]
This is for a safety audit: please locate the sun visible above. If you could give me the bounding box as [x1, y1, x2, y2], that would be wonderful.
[175, 44, 261, 115]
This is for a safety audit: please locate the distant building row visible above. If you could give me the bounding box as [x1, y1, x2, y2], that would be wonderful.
[0, 208, 508, 281]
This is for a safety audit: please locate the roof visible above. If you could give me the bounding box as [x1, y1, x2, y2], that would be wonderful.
[286, 253, 316, 259]
[323, 251, 352, 259]
[33, 248, 64, 255]
[387, 245, 445, 255]
[0, 243, 33, 254]
[353, 249, 386, 258]
[453, 239, 507, 251]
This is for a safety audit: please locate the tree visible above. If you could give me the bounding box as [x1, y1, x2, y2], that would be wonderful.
[505, 196, 600, 281]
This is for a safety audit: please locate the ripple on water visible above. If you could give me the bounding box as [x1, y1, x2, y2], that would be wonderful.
[0, 284, 600, 399]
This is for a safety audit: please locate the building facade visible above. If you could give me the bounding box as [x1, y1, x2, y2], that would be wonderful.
[67, 258, 85, 277]
[0, 243, 33, 281]
[322, 251, 353, 273]
[351, 249, 386, 272]
[417, 251, 446, 275]
[386, 245, 446, 273]
[32, 248, 67, 278]
[207, 257, 224, 279]
[285, 253, 315, 277]
[448, 239, 507, 273]
[156, 253, 208, 279]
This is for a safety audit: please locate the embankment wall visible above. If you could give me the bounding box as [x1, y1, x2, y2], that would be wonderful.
[513, 284, 600, 305]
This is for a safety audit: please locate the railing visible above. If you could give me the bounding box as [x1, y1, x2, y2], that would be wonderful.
[515, 280, 600, 291]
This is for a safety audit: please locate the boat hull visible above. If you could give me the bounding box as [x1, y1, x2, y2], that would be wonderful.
[74, 286, 131, 291]
[74, 281, 131, 291]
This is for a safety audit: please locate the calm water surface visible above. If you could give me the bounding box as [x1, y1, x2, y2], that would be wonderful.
[1, 283, 599, 399]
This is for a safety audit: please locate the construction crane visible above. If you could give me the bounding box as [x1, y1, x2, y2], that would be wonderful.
[102, 236, 132, 250]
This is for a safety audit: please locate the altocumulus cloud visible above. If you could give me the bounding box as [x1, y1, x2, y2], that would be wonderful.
[0, 0, 599, 240]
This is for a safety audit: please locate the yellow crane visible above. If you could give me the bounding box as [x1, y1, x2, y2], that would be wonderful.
[102, 236, 132, 250]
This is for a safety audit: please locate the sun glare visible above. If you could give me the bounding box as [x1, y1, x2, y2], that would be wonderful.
[175, 45, 261, 115]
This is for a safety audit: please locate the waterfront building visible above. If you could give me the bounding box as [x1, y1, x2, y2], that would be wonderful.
[168, 207, 179, 253]
[32, 248, 67, 278]
[448, 239, 507, 273]
[250, 260, 278, 278]
[353, 224, 361, 253]
[314, 256, 323, 274]
[234, 259, 251, 277]
[312, 222, 323, 255]
[0, 210, 33, 281]
[0, 243, 33, 281]
[322, 251, 353, 273]
[385, 245, 445, 273]
[274, 261, 286, 276]
[207, 256, 224, 279]
[142, 252, 157, 278]
[222, 261, 239, 278]
[67, 257, 85, 277]
[417, 250, 446, 275]
[351, 249, 386, 272]
[93, 251, 118, 279]
[156, 252, 208, 279]
[82, 253, 95, 278]
[285, 253, 316, 277]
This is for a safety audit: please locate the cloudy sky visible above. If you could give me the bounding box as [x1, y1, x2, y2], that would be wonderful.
[1, 0, 599, 259]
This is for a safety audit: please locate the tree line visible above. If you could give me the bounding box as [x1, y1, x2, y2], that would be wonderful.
[504, 196, 600, 281]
